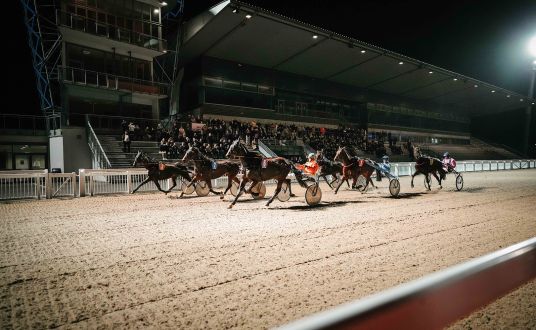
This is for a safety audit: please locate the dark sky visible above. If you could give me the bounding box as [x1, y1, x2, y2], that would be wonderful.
[9, 0, 536, 115]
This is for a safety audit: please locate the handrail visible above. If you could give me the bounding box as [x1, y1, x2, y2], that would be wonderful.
[58, 66, 169, 95]
[258, 140, 278, 157]
[56, 9, 166, 51]
[278, 237, 536, 330]
[86, 117, 111, 169]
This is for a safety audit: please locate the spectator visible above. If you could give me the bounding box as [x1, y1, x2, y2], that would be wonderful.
[122, 130, 131, 153]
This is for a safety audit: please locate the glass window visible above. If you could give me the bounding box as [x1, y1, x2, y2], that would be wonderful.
[241, 83, 257, 92]
[204, 77, 222, 87]
[222, 80, 240, 90]
[258, 85, 273, 95]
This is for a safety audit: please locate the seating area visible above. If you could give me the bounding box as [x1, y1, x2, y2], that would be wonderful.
[90, 114, 523, 169]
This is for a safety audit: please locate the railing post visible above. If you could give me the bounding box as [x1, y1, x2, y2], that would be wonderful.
[127, 171, 132, 193]
[35, 175, 41, 200]
[46, 173, 52, 199]
[71, 172, 77, 197]
[79, 169, 86, 197]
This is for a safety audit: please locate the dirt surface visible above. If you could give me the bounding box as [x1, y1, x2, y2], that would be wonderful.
[1, 170, 535, 329]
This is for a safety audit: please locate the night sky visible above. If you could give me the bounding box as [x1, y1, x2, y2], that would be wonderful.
[8, 0, 536, 115]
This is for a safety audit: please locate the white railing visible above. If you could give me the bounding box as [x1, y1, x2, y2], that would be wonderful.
[86, 119, 111, 169]
[0, 159, 534, 200]
[0, 170, 76, 200]
[79, 169, 177, 197]
[278, 237, 536, 330]
[389, 159, 534, 178]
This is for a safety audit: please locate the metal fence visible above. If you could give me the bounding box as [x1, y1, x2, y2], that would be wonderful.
[0, 159, 535, 200]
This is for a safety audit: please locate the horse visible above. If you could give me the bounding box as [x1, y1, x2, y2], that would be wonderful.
[333, 146, 377, 194]
[131, 150, 192, 194]
[410, 146, 446, 190]
[225, 140, 303, 208]
[180, 146, 241, 199]
[315, 149, 349, 189]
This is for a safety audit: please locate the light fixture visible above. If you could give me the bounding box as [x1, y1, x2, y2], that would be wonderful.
[474, 84, 478, 87]
[428, 71, 433, 74]
[361, 50, 366, 54]
[162, 1, 167, 6]
[398, 61, 404, 65]
[532, 102, 535, 105]
[520, 98, 524, 101]
[507, 95, 511, 98]
[312, 35, 318, 39]
[245, 14, 252, 19]
[491, 90, 496, 93]
[82, 49, 91, 55]
[162, 50, 167, 53]
[153, 8, 159, 14]
[232, 8, 239, 13]
[453, 78, 458, 81]
[528, 36, 536, 57]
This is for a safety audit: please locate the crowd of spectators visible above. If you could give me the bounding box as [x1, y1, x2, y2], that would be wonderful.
[120, 114, 412, 161]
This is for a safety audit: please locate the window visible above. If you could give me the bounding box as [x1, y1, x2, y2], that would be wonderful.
[222, 80, 241, 90]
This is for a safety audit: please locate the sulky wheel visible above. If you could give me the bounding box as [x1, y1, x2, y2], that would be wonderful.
[356, 175, 367, 192]
[389, 179, 401, 197]
[230, 180, 239, 197]
[181, 180, 195, 195]
[251, 182, 266, 199]
[277, 181, 291, 202]
[195, 181, 210, 197]
[456, 174, 464, 191]
[305, 184, 322, 206]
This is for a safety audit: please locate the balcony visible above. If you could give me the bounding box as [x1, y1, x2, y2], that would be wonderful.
[59, 66, 168, 96]
[56, 10, 166, 52]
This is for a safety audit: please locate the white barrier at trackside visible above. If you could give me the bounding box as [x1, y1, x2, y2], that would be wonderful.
[0, 159, 535, 200]
[277, 237, 536, 330]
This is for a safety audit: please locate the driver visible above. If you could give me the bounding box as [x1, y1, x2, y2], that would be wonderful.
[376, 155, 391, 181]
[296, 153, 319, 175]
[442, 152, 456, 172]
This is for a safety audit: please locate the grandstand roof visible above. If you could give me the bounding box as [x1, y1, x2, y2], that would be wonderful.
[178, 0, 533, 115]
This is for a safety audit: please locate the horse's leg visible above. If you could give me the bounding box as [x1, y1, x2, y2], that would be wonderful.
[431, 171, 442, 189]
[206, 179, 222, 196]
[179, 175, 198, 198]
[154, 180, 168, 194]
[334, 175, 346, 194]
[266, 179, 283, 207]
[221, 175, 235, 200]
[410, 170, 420, 188]
[323, 175, 332, 189]
[285, 178, 296, 197]
[229, 177, 249, 209]
[165, 176, 177, 193]
[368, 172, 376, 189]
[131, 177, 151, 194]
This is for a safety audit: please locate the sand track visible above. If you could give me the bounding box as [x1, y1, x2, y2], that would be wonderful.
[1, 170, 535, 329]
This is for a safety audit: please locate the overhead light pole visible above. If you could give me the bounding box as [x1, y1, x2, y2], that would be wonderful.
[524, 37, 536, 156]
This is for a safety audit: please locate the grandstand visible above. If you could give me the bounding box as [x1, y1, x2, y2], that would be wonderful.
[2, 0, 533, 172]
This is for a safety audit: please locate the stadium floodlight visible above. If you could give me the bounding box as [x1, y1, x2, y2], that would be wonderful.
[529, 36, 536, 57]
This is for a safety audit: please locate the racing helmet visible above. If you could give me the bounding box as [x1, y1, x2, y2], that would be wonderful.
[382, 155, 389, 162]
[307, 152, 316, 160]
[443, 151, 450, 158]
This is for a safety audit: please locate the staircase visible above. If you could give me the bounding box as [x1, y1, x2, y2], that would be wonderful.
[97, 133, 161, 168]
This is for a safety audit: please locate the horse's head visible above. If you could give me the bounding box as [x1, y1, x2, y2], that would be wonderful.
[334, 146, 346, 163]
[182, 145, 200, 161]
[132, 150, 145, 167]
[226, 139, 246, 159]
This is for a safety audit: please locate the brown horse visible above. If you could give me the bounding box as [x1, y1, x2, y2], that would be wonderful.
[410, 147, 446, 190]
[333, 146, 377, 194]
[225, 140, 303, 208]
[315, 149, 349, 189]
[132, 150, 192, 194]
[180, 146, 241, 198]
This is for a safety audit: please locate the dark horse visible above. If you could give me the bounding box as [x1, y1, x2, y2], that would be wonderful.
[226, 140, 303, 208]
[132, 150, 192, 194]
[410, 147, 446, 190]
[315, 149, 349, 189]
[180, 146, 241, 198]
[333, 146, 377, 194]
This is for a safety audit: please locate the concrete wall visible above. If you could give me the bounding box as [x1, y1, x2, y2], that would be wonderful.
[62, 126, 92, 173]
